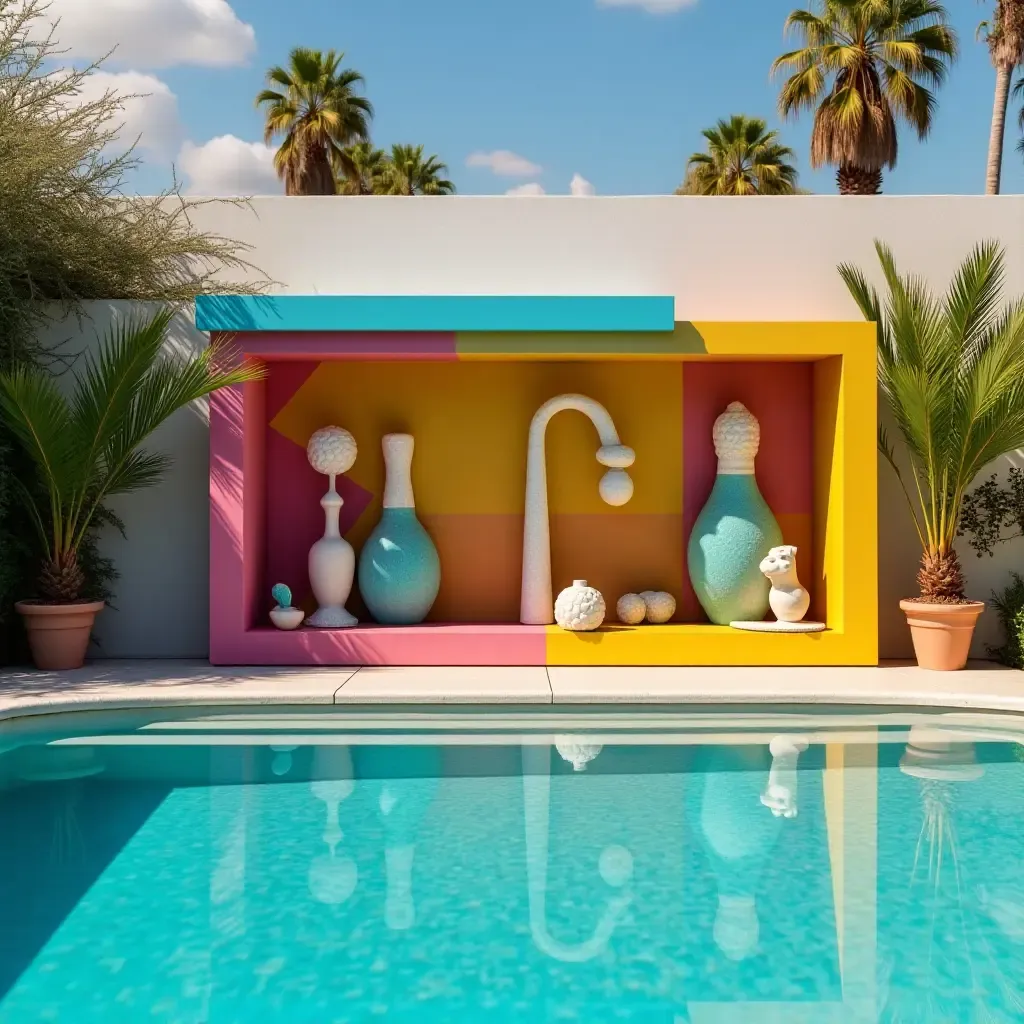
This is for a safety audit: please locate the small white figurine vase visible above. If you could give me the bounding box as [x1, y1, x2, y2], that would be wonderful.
[307, 427, 359, 628]
[761, 545, 809, 622]
[730, 544, 825, 632]
[640, 591, 676, 624]
[554, 580, 606, 631]
[616, 593, 646, 625]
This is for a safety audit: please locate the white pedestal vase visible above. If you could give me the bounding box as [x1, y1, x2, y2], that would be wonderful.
[306, 427, 358, 628]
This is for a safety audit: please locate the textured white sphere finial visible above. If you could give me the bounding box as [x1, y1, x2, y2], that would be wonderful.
[640, 591, 676, 624]
[307, 426, 357, 477]
[616, 593, 646, 625]
[554, 579, 606, 631]
[712, 401, 759, 474]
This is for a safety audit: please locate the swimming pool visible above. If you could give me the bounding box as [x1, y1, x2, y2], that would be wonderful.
[1, 705, 1023, 1022]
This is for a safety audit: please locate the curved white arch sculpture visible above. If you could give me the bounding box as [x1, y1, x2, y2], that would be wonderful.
[520, 394, 634, 624]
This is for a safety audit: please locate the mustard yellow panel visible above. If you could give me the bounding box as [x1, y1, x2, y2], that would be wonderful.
[691, 322, 873, 357]
[271, 360, 683, 516]
[544, 625, 875, 666]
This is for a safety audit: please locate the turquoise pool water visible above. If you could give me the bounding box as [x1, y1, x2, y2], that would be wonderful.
[1, 707, 1023, 1022]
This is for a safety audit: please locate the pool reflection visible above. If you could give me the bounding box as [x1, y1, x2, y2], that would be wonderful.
[1, 721, 1023, 1021]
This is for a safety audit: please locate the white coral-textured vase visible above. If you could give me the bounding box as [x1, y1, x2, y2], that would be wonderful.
[554, 580, 606, 631]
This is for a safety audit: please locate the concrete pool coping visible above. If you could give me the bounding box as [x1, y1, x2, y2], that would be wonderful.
[0, 660, 1021, 723]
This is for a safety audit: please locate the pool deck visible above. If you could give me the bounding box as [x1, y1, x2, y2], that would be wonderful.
[0, 660, 1021, 722]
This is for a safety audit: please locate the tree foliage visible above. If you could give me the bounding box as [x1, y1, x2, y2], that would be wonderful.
[840, 241, 1024, 600]
[257, 47, 373, 195]
[0, 0, 263, 656]
[335, 142, 456, 196]
[959, 466, 1024, 556]
[772, 0, 957, 193]
[0, 309, 265, 602]
[678, 115, 801, 195]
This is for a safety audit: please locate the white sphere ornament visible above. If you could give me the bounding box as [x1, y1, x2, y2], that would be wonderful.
[616, 593, 646, 625]
[554, 579, 606, 631]
[599, 468, 634, 507]
[640, 591, 676, 624]
[307, 426, 357, 477]
[713, 401, 760, 474]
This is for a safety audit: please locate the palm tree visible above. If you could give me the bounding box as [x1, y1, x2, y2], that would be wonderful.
[0, 310, 264, 601]
[677, 115, 800, 195]
[335, 141, 388, 195]
[379, 145, 455, 196]
[982, 2, 1024, 193]
[839, 241, 1024, 600]
[772, 0, 958, 194]
[256, 48, 373, 196]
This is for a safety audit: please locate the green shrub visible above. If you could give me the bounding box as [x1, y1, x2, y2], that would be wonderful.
[0, 0, 263, 661]
[990, 572, 1024, 669]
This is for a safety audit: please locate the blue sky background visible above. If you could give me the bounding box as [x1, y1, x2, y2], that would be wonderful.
[92, 0, 1024, 196]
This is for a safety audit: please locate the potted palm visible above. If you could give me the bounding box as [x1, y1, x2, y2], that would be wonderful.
[840, 241, 1024, 670]
[0, 309, 264, 670]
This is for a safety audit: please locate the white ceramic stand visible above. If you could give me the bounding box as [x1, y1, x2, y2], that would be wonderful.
[730, 619, 826, 632]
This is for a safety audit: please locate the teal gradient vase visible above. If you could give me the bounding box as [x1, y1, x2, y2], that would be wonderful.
[688, 402, 782, 624]
[358, 433, 441, 625]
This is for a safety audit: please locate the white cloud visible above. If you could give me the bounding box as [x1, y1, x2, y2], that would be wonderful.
[570, 173, 596, 196]
[48, 0, 255, 68]
[467, 149, 542, 178]
[178, 135, 279, 196]
[506, 182, 546, 196]
[69, 71, 183, 158]
[597, 0, 697, 11]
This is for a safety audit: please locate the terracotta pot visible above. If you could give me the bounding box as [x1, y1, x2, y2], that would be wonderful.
[899, 599, 985, 671]
[15, 600, 104, 671]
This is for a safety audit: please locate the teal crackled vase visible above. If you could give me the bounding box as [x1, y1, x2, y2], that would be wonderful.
[358, 433, 441, 625]
[687, 402, 782, 624]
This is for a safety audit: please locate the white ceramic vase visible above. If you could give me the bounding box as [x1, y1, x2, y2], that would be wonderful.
[306, 427, 358, 628]
[554, 579, 606, 631]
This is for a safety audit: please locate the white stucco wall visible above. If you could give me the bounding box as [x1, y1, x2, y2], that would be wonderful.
[36, 196, 1024, 660]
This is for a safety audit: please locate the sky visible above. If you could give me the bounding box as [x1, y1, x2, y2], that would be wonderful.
[47, 0, 1024, 197]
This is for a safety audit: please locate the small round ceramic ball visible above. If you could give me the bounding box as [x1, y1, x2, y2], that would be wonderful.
[641, 590, 676, 624]
[554, 580, 606, 631]
[616, 593, 646, 625]
[307, 426, 357, 476]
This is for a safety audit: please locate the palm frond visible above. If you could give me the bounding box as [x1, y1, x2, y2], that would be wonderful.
[840, 240, 1024, 593]
[0, 311, 266, 598]
[775, 0, 956, 183]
